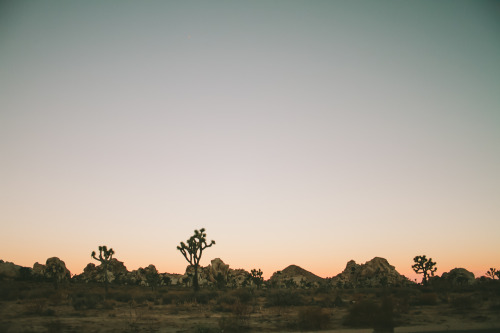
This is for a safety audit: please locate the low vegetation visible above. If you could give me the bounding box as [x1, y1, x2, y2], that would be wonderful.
[1, 277, 499, 332]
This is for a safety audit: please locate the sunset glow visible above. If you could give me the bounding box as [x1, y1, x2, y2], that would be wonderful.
[1, 1, 499, 283]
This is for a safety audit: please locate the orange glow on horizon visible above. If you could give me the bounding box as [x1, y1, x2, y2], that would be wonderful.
[4, 252, 494, 284]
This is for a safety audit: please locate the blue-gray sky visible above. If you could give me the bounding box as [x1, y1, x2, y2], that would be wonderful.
[1, 0, 499, 279]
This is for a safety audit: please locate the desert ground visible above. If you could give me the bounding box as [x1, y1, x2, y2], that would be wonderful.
[1, 279, 499, 333]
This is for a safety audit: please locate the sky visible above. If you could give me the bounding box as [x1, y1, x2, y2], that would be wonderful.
[1, 0, 499, 282]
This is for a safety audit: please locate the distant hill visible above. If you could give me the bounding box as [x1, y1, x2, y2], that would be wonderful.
[269, 264, 324, 287]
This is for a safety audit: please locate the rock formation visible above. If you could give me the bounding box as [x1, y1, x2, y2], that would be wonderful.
[45, 257, 71, 280]
[0, 260, 22, 279]
[269, 265, 323, 288]
[430, 267, 476, 286]
[28, 257, 71, 285]
[329, 257, 413, 288]
[181, 258, 251, 288]
[73, 259, 182, 287]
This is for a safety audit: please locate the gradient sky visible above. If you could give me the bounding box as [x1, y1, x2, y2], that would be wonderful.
[1, 1, 499, 281]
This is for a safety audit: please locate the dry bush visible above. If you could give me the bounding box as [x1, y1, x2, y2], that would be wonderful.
[343, 297, 394, 332]
[265, 290, 304, 307]
[418, 292, 438, 305]
[71, 293, 103, 310]
[313, 292, 344, 308]
[343, 299, 379, 327]
[101, 299, 115, 309]
[216, 294, 238, 312]
[110, 291, 133, 303]
[451, 295, 477, 311]
[25, 299, 47, 315]
[0, 281, 20, 301]
[297, 306, 331, 330]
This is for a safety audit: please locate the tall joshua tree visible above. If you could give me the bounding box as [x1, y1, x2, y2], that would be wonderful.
[91, 245, 115, 294]
[177, 228, 215, 291]
[412, 255, 437, 285]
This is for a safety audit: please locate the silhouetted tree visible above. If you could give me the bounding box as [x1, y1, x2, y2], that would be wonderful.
[486, 268, 498, 280]
[91, 245, 114, 294]
[250, 268, 264, 288]
[177, 228, 215, 291]
[412, 255, 437, 285]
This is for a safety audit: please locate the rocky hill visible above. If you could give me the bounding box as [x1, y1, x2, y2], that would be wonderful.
[2, 256, 417, 289]
[329, 257, 414, 288]
[269, 265, 324, 288]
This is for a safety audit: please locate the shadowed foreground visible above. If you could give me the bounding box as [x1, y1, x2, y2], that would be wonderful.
[1, 278, 499, 333]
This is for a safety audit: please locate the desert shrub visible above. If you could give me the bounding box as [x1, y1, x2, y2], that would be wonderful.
[313, 293, 344, 308]
[451, 295, 476, 310]
[392, 296, 410, 314]
[173, 292, 195, 304]
[24, 287, 55, 300]
[265, 290, 304, 307]
[231, 301, 251, 319]
[101, 299, 115, 309]
[231, 288, 253, 304]
[167, 290, 217, 305]
[418, 292, 438, 305]
[133, 292, 155, 304]
[161, 293, 175, 305]
[343, 299, 379, 327]
[219, 295, 237, 304]
[110, 291, 133, 303]
[297, 306, 330, 330]
[71, 293, 103, 310]
[25, 299, 44, 314]
[195, 290, 218, 304]
[0, 282, 20, 301]
[343, 297, 394, 331]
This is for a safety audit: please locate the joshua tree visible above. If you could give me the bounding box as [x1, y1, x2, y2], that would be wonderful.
[486, 268, 498, 280]
[91, 245, 115, 294]
[177, 228, 215, 291]
[250, 269, 264, 289]
[412, 255, 437, 285]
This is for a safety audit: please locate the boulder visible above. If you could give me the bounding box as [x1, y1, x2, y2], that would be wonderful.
[208, 258, 230, 284]
[33, 262, 45, 276]
[73, 258, 128, 284]
[178, 259, 252, 288]
[441, 268, 475, 286]
[330, 257, 413, 288]
[162, 273, 183, 285]
[228, 269, 251, 288]
[0, 260, 21, 279]
[44, 257, 71, 282]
